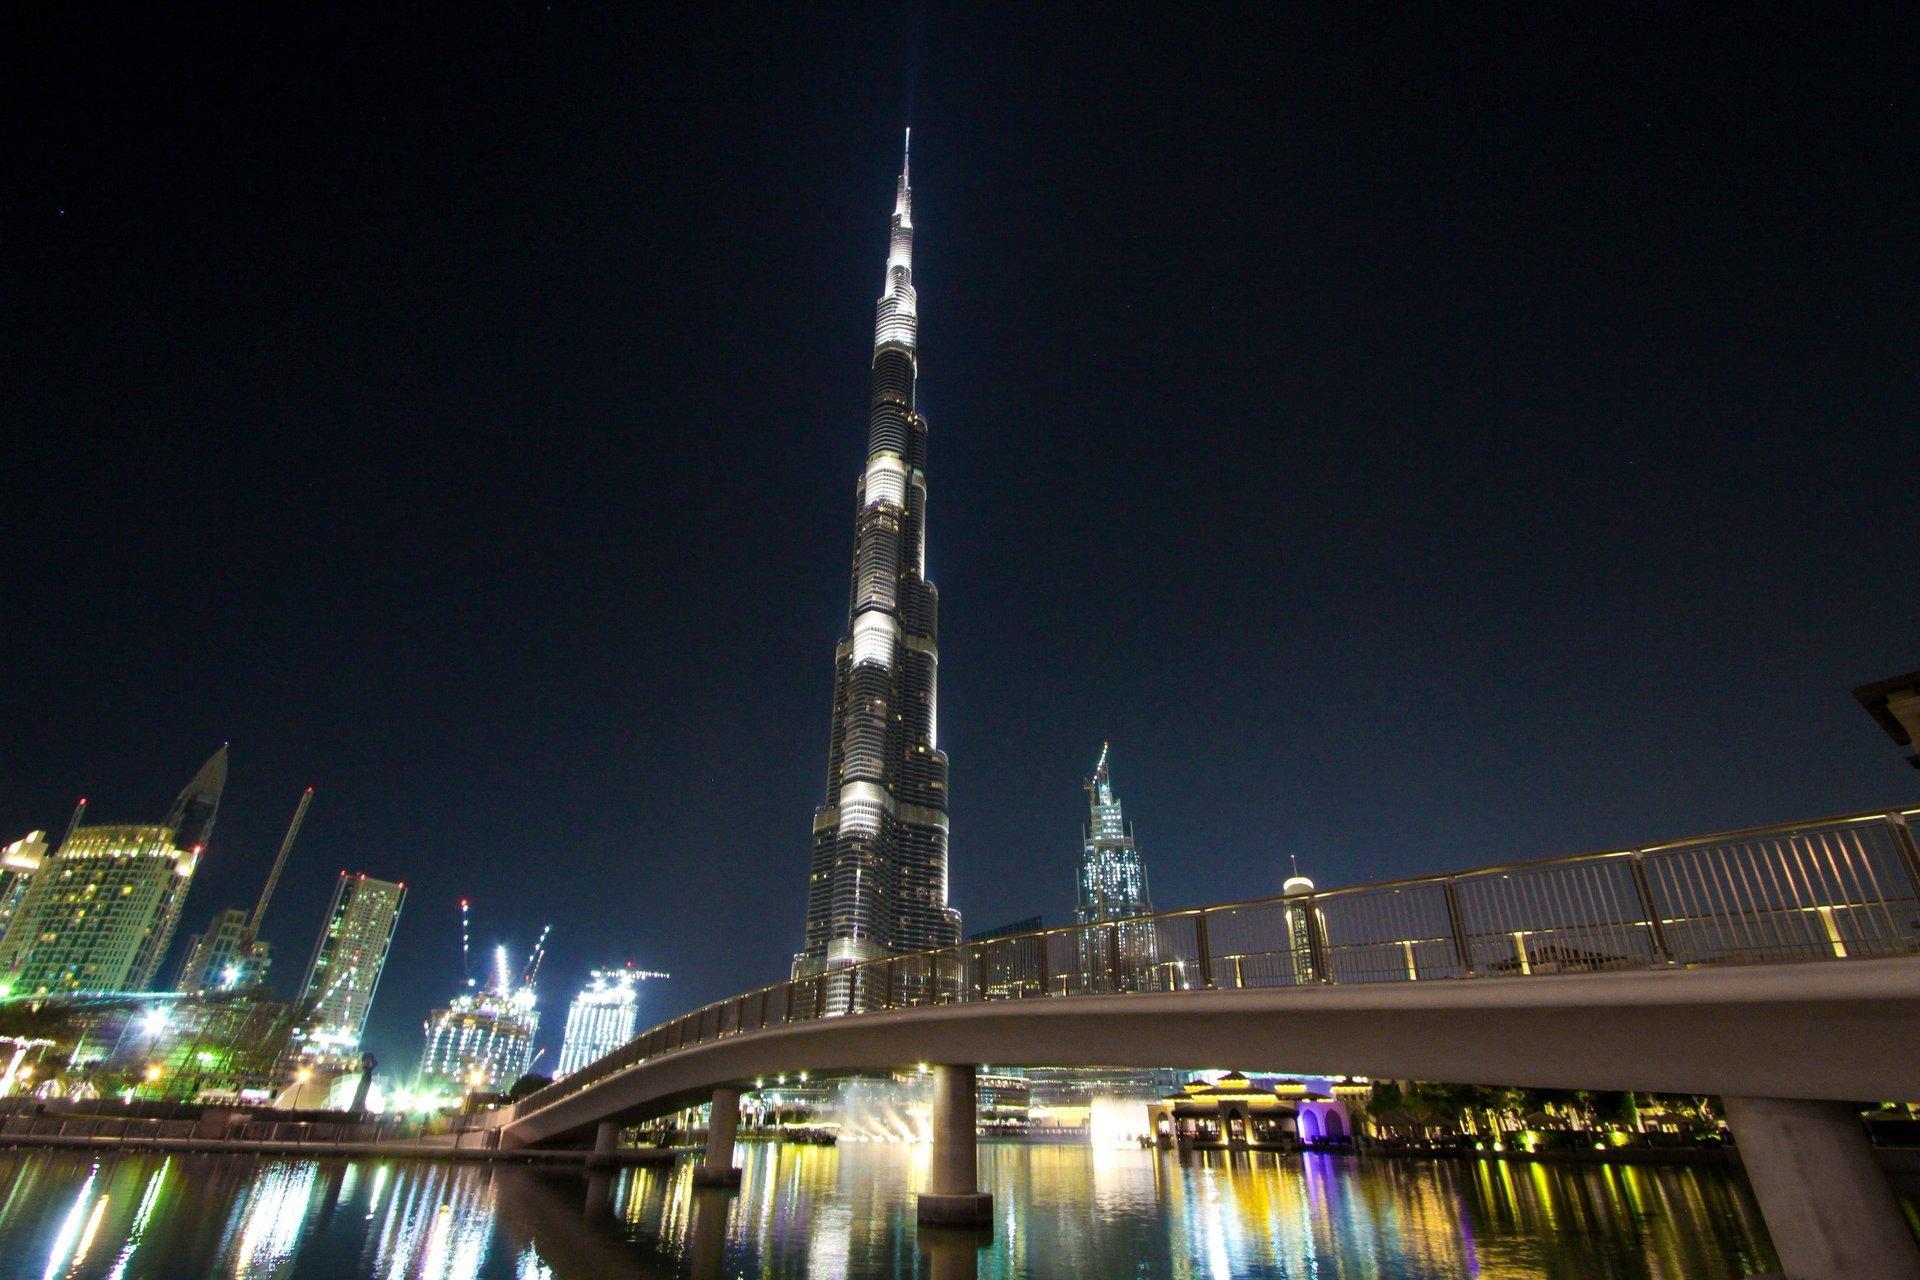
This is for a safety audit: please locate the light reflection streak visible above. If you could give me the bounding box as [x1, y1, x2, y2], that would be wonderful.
[40, 1166, 98, 1280]
[70, 1192, 110, 1271]
[105, 1159, 169, 1280]
[231, 1162, 317, 1278]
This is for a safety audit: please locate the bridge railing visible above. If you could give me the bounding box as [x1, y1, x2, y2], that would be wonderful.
[516, 806, 1920, 1119]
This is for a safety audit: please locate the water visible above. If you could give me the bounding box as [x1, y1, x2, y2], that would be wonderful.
[0, 1141, 1791, 1279]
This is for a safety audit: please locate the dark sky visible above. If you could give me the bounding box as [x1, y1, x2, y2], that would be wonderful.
[3, 4, 1915, 1073]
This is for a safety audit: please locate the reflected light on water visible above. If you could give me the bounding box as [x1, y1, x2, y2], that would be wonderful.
[39, 1166, 97, 1280]
[227, 1163, 315, 1279]
[0, 1140, 1823, 1280]
[102, 1160, 166, 1280]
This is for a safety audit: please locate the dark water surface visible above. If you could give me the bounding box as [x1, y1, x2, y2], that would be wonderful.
[0, 1141, 1788, 1279]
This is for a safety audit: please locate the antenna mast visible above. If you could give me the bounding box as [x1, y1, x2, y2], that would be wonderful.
[246, 786, 312, 940]
[62, 798, 87, 846]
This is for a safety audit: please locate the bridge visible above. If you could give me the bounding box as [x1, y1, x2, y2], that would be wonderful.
[504, 806, 1920, 1280]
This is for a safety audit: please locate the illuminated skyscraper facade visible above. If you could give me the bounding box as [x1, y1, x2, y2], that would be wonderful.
[176, 907, 262, 993]
[796, 133, 961, 986]
[556, 965, 666, 1078]
[284, 872, 405, 1070]
[0, 748, 226, 995]
[419, 949, 539, 1094]
[1076, 743, 1157, 985]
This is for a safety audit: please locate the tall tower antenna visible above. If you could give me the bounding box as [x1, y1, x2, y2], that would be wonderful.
[246, 786, 312, 939]
[62, 798, 87, 846]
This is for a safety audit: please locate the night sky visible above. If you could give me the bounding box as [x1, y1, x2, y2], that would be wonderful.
[4, 4, 1915, 1074]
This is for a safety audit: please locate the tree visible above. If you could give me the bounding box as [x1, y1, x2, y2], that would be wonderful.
[506, 1073, 553, 1102]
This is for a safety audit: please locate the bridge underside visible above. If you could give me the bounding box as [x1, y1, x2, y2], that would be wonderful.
[505, 956, 1920, 1148]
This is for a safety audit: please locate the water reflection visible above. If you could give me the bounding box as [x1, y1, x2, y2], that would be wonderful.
[0, 1141, 1823, 1279]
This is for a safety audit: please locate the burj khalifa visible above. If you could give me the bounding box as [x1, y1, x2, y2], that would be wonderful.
[794, 134, 961, 987]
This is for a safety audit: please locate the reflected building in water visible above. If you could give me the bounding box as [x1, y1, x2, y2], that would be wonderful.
[0, 1139, 1784, 1280]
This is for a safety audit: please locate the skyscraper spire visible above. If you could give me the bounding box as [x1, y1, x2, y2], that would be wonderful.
[166, 743, 229, 852]
[796, 136, 959, 993]
[1076, 743, 1156, 986]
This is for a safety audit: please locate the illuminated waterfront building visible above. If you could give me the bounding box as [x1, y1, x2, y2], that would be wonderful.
[796, 132, 962, 990]
[53, 992, 294, 1102]
[0, 831, 50, 946]
[0, 747, 227, 995]
[557, 966, 666, 1078]
[1075, 743, 1157, 986]
[283, 872, 404, 1071]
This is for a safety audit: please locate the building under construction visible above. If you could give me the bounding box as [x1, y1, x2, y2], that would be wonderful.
[416, 908, 549, 1095]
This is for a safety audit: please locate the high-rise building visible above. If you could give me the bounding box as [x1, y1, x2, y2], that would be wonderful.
[556, 965, 668, 1078]
[175, 907, 257, 993]
[0, 748, 227, 996]
[795, 133, 961, 992]
[0, 831, 50, 945]
[176, 788, 312, 994]
[419, 990, 537, 1095]
[418, 943, 540, 1094]
[1076, 743, 1157, 987]
[282, 872, 404, 1071]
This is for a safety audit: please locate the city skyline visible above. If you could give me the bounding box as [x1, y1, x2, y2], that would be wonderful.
[3, 5, 1915, 1074]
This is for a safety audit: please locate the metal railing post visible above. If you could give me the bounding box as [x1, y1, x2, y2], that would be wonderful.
[1442, 877, 1476, 976]
[1193, 910, 1215, 989]
[1629, 852, 1674, 965]
[1108, 923, 1123, 992]
[1038, 935, 1053, 996]
[814, 976, 827, 1020]
[886, 959, 899, 1009]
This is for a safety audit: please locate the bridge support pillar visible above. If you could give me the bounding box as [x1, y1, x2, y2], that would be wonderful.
[918, 1064, 992, 1227]
[585, 1121, 619, 1169]
[1723, 1096, 1920, 1280]
[693, 1087, 743, 1187]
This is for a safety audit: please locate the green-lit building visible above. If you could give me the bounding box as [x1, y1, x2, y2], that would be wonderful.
[0, 748, 226, 997]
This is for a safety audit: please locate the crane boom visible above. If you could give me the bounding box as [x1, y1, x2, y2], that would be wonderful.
[247, 786, 313, 939]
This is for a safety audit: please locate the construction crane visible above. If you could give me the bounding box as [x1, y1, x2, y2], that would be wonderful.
[459, 898, 473, 989]
[243, 787, 312, 948]
[521, 925, 553, 988]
